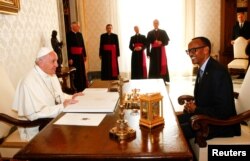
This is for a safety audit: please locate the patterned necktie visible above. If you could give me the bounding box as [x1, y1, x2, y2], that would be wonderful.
[198, 69, 203, 83]
[199, 69, 203, 78]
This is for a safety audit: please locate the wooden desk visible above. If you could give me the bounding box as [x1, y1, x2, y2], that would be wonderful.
[14, 79, 193, 161]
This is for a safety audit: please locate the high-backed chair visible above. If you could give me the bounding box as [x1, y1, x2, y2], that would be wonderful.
[178, 67, 250, 161]
[228, 36, 249, 75]
[0, 65, 51, 160]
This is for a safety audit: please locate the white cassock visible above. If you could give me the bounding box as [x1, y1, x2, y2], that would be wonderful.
[12, 65, 71, 141]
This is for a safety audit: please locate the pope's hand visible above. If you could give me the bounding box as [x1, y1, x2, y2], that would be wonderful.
[63, 99, 78, 107]
[72, 92, 84, 99]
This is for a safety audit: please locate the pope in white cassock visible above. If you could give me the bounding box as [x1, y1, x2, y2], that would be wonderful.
[12, 47, 83, 141]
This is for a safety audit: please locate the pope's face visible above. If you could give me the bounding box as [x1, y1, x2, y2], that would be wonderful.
[40, 52, 58, 75]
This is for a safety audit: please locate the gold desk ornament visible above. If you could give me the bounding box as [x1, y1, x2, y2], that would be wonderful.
[124, 88, 140, 110]
[139, 93, 164, 128]
[109, 76, 136, 141]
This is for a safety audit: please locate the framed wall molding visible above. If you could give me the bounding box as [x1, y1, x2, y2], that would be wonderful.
[0, 0, 20, 14]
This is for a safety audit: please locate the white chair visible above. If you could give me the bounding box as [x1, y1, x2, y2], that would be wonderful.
[228, 36, 249, 75]
[0, 65, 51, 160]
[178, 67, 250, 161]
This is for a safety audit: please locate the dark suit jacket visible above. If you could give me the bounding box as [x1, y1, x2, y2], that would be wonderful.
[232, 21, 250, 40]
[194, 57, 241, 139]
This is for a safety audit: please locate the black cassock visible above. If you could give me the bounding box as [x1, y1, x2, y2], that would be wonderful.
[129, 34, 147, 79]
[147, 29, 170, 82]
[66, 31, 87, 92]
[99, 33, 120, 80]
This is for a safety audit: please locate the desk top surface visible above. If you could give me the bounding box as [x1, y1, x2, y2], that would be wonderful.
[14, 79, 192, 161]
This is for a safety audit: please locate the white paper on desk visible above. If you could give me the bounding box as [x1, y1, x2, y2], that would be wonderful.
[54, 113, 106, 126]
[63, 88, 119, 113]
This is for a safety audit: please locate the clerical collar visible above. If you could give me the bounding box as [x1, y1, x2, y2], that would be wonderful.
[34, 65, 51, 78]
[34, 65, 60, 105]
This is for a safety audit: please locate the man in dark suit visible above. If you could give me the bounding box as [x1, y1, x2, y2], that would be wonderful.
[231, 12, 250, 45]
[231, 12, 250, 78]
[178, 37, 241, 140]
[129, 26, 147, 79]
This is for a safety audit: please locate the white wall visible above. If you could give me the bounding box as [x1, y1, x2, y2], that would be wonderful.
[0, 0, 61, 87]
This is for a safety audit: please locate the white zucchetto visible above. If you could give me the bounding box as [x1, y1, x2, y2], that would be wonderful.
[36, 47, 53, 59]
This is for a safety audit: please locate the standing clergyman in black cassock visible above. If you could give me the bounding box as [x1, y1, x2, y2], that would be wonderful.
[66, 21, 87, 92]
[129, 26, 148, 79]
[147, 19, 170, 82]
[99, 24, 120, 80]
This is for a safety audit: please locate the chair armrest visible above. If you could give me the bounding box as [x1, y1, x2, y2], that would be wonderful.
[191, 110, 250, 147]
[178, 95, 194, 105]
[0, 113, 52, 129]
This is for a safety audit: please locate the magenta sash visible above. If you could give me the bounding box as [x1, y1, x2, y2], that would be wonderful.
[70, 47, 83, 55]
[134, 43, 147, 78]
[103, 44, 118, 77]
[151, 41, 167, 75]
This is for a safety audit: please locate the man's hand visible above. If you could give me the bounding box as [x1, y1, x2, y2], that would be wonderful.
[157, 40, 162, 45]
[184, 100, 196, 113]
[72, 92, 84, 99]
[134, 46, 142, 51]
[63, 99, 78, 107]
[63, 92, 84, 107]
[155, 40, 162, 46]
[68, 59, 73, 65]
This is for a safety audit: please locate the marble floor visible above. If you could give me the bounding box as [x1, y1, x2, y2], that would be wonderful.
[167, 75, 243, 113]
